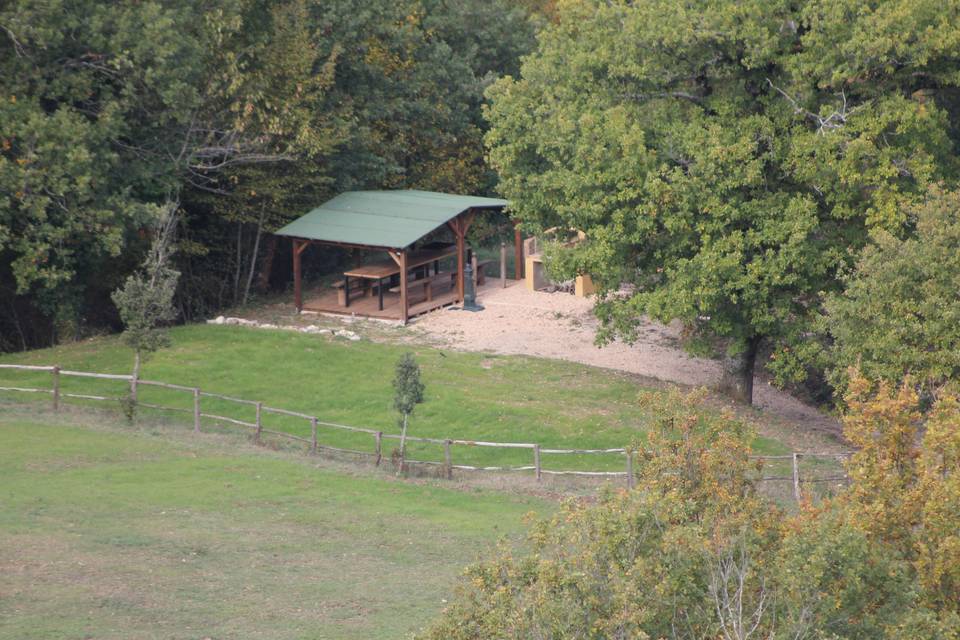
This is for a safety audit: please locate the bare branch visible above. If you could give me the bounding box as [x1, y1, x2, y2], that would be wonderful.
[1, 23, 27, 57]
[187, 152, 293, 171]
[622, 91, 705, 105]
[174, 111, 199, 168]
[146, 200, 180, 286]
[766, 79, 866, 135]
[183, 174, 231, 195]
[709, 537, 772, 640]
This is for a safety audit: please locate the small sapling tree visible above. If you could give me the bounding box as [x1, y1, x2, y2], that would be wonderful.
[112, 202, 181, 418]
[393, 352, 425, 474]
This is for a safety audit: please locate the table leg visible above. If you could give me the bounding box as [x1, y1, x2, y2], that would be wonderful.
[378, 278, 384, 310]
[344, 275, 350, 307]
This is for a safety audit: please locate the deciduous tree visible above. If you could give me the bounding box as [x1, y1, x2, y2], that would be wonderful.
[420, 377, 960, 638]
[821, 187, 960, 400]
[485, 0, 960, 404]
[111, 202, 180, 410]
[393, 352, 425, 473]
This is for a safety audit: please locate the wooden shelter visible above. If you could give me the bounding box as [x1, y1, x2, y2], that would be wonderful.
[275, 190, 518, 324]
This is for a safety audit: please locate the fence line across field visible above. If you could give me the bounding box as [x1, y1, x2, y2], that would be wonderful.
[0, 363, 851, 497]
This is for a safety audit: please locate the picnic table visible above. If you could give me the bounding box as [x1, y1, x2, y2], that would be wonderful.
[341, 243, 456, 310]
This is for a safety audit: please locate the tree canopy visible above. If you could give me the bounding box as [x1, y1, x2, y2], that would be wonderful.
[484, 0, 960, 404]
[0, 0, 542, 350]
[820, 186, 960, 400]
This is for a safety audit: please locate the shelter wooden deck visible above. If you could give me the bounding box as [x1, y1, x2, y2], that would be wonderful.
[302, 275, 459, 320]
[276, 190, 518, 324]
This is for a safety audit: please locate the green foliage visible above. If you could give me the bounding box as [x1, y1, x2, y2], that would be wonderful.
[0, 0, 540, 347]
[775, 505, 915, 640]
[111, 204, 180, 364]
[111, 267, 179, 359]
[821, 187, 960, 399]
[0, 0, 208, 328]
[393, 352, 425, 421]
[0, 0, 323, 337]
[423, 397, 780, 639]
[484, 0, 960, 403]
[422, 377, 960, 638]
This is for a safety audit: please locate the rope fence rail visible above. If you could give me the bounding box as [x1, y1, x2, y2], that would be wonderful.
[0, 363, 852, 500]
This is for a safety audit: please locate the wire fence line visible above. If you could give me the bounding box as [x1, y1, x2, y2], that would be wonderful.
[0, 364, 852, 501]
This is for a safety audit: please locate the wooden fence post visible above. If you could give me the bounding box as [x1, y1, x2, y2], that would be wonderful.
[626, 451, 635, 489]
[193, 388, 201, 433]
[533, 444, 542, 481]
[254, 402, 262, 444]
[51, 365, 60, 412]
[792, 453, 802, 503]
[500, 243, 507, 288]
[444, 440, 452, 479]
[310, 417, 318, 455]
[374, 432, 383, 466]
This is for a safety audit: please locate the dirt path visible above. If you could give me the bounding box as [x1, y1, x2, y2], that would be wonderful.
[408, 281, 843, 448]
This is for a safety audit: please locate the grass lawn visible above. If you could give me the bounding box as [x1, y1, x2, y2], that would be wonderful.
[0, 324, 790, 470]
[0, 410, 548, 639]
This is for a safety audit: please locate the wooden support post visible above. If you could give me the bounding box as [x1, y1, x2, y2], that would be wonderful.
[375, 431, 383, 466]
[792, 453, 802, 503]
[310, 416, 318, 455]
[471, 254, 478, 291]
[444, 439, 452, 480]
[500, 243, 507, 288]
[254, 401, 262, 444]
[626, 451, 635, 489]
[293, 239, 303, 312]
[533, 444, 542, 481]
[399, 249, 409, 325]
[455, 222, 465, 302]
[51, 365, 60, 412]
[513, 222, 523, 280]
[193, 388, 201, 433]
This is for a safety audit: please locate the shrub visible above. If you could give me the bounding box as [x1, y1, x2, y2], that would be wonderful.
[421, 380, 960, 638]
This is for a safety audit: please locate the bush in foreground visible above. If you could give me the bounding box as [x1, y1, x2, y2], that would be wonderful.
[421, 380, 960, 639]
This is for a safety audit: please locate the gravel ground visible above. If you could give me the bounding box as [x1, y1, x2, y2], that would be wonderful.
[410, 280, 842, 443]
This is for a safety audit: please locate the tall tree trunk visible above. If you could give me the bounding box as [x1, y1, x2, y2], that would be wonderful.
[720, 335, 761, 405]
[397, 413, 409, 475]
[7, 300, 28, 351]
[242, 204, 266, 305]
[130, 349, 141, 403]
[233, 221, 243, 304]
[256, 235, 278, 293]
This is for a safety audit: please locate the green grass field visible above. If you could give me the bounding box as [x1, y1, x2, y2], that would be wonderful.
[0, 409, 547, 639]
[0, 324, 790, 471]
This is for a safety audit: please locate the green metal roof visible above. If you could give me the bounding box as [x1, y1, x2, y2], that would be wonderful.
[274, 189, 508, 249]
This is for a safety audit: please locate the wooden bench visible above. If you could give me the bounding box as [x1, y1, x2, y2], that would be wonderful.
[475, 260, 493, 285]
[450, 260, 494, 287]
[388, 274, 446, 302]
[332, 279, 378, 306]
